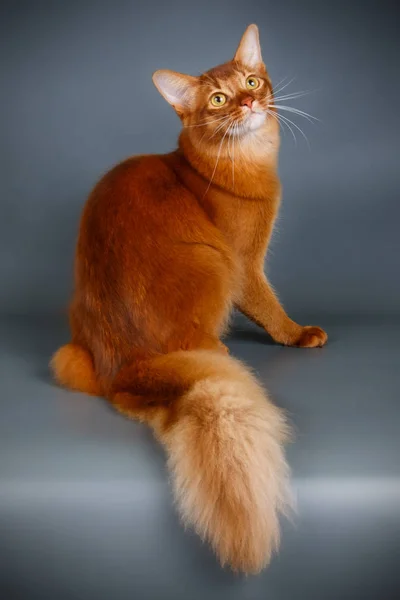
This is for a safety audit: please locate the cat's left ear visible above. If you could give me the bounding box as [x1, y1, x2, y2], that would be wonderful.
[152, 70, 198, 115]
[234, 24, 263, 67]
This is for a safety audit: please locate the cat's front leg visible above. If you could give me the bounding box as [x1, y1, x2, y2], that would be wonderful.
[236, 270, 328, 348]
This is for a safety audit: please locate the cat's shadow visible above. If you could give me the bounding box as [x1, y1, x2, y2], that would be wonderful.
[226, 311, 279, 346]
[227, 325, 275, 346]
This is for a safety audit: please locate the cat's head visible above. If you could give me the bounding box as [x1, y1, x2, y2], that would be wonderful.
[153, 25, 276, 145]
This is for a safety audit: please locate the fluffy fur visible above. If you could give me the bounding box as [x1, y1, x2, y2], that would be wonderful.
[51, 24, 327, 573]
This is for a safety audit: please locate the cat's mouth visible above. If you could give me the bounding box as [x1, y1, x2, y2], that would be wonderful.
[226, 109, 267, 138]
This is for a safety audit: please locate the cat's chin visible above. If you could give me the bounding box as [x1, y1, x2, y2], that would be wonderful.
[245, 111, 267, 132]
[230, 111, 267, 138]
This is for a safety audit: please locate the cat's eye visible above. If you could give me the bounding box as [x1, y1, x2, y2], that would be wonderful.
[246, 76, 260, 90]
[210, 93, 227, 107]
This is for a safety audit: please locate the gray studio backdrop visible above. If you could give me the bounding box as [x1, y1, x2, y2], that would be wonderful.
[1, 4, 400, 600]
[1, 0, 399, 318]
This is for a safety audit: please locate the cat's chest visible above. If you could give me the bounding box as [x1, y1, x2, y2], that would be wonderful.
[204, 190, 279, 256]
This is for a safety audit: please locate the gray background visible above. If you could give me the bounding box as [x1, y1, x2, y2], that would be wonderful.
[1, 0, 399, 316]
[0, 1, 399, 599]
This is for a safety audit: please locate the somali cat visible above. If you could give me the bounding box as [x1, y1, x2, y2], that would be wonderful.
[51, 24, 327, 573]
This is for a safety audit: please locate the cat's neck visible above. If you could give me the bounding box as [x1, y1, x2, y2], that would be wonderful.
[177, 120, 280, 200]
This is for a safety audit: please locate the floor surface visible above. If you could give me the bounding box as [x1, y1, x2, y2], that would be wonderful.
[0, 314, 399, 600]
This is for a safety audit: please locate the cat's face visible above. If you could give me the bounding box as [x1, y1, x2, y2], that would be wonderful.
[153, 25, 276, 143]
[190, 61, 272, 136]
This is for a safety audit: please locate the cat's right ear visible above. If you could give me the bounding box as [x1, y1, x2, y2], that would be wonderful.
[152, 70, 198, 115]
[234, 24, 263, 67]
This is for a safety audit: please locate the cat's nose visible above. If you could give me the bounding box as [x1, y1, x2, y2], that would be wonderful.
[241, 96, 254, 108]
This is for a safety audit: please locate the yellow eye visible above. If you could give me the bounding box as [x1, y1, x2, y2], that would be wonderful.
[246, 76, 260, 90]
[210, 93, 227, 107]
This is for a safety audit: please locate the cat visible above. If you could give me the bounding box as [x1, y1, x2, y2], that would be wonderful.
[51, 24, 327, 574]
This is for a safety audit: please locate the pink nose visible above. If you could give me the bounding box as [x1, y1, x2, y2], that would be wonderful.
[241, 96, 254, 108]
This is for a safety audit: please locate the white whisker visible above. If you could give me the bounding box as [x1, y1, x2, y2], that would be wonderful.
[272, 104, 320, 123]
[267, 109, 286, 137]
[238, 122, 245, 155]
[184, 115, 230, 129]
[273, 77, 296, 97]
[203, 119, 232, 198]
[208, 116, 232, 140]
[199, 116, 230, 143]
[272, 76, 288, 93]
[273, 91, 312, 102]
[276, 111, 311, 148]
[269, 109, 297, 144]
[230, 122, 236, 191]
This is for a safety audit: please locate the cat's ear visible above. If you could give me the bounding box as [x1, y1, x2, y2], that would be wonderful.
[234, 24, 263, 68]
[152, 70, 198, 114]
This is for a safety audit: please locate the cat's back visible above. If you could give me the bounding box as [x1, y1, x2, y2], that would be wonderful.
[84, 153, 180, 216]
[76, 151, 223, 264]
[78, 152, 197, 245]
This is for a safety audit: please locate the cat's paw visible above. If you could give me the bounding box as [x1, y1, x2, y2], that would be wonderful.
[294, 326, 328, 348]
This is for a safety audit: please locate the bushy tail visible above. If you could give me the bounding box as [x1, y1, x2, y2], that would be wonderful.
[136, 351, 293, 574]
[51, 345, 292, 573]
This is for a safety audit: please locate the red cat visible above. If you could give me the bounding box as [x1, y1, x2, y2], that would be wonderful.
[51, 24, 327, 573]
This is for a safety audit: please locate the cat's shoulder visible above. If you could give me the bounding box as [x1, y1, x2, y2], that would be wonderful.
[102, 153, 171, 181]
